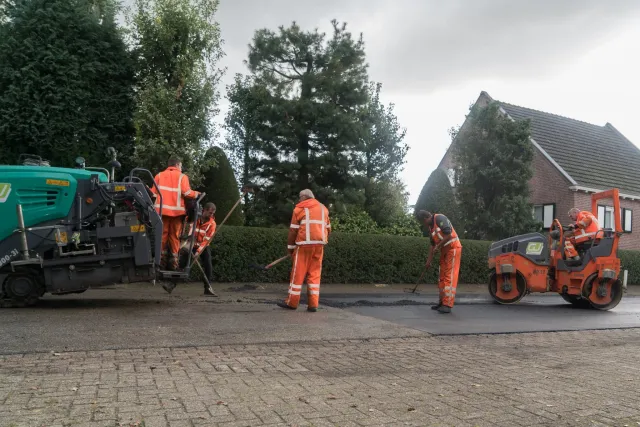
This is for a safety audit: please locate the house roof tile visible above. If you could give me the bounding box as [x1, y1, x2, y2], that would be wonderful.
[496, 100, 640, 197]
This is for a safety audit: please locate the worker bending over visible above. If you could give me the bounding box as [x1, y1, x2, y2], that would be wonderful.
[278, 189, 331, 312]
[150, 156, 200, 271]
[181, 202, 217, 296]
[417, 210, 462, 314]
[564, 207, 601, 263]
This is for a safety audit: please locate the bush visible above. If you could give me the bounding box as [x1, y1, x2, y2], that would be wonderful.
[199, 226, 491, 284]
[619, 250, 640, 285]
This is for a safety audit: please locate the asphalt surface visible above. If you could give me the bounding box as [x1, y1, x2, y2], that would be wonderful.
[1, 282, 639, 354]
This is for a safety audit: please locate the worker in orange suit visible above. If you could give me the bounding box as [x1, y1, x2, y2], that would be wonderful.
[564, 208, 601, 262]
[277, 189, 331, 313]
[417, 210, 462, 314]
[150, 155, 200, 274]
[180, 202, 217, 296]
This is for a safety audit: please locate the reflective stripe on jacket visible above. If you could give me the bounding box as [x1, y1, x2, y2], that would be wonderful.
[151, 166, 198, 217]
[429, 214, 462, 250]
[289, 198, 331, 248]
[192, 217, 216, 256]
[573, 211, 600, 244]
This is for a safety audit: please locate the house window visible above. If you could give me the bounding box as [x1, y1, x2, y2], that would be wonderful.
[623, 208, 632, 232]
[533, 203, 555, 229]
[597, 205, 633, 233]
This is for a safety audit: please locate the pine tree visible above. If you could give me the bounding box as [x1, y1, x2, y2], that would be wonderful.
[201, 147, 244, 226]
[223, 74, 265, 226]
[239, 20, 370, 224]
[0, 0, 135, 170]
[452, 101, 537, 240]
[358, 82, 408, 218]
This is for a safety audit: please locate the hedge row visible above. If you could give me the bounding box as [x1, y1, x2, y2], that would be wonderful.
[197, 226, 640, 285]
[202, 226, 489, 284]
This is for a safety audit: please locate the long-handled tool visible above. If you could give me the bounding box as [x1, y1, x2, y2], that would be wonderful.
[186, 185, 255, 269]
[404, 266, 428, 294]
[250, 254, 291, 271]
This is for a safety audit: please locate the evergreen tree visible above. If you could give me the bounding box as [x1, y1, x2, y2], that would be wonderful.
[451, 101, 537, 240]
[414, 168, 458, 224]
[240, 20, 370, 224]
[127, 0, 223, 184]
[223, 74, 264, 225]
[0, 0, 135, 170]
[201, 147, 244, 226]
[357, 82, 408, 217]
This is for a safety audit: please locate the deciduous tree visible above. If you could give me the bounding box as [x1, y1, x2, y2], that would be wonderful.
[127, 0, 223, 184]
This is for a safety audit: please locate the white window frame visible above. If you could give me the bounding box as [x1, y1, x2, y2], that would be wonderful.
[533, 203, 555, 229]
[597, 205, 632, 232]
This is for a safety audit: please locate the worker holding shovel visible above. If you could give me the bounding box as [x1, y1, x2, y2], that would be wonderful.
[277, 189, 331, 312]
[417, 210, 462, 314]
[180, 202, 218, 296]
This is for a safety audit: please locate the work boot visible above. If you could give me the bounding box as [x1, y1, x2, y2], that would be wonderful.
[431, 302, 442, 310]
[307, 306, 317, 313]
[277, 301, 296, 310]
[162, 282, 176, 294]
[437, 305, 451, 314]
[204, 287, 218, 297]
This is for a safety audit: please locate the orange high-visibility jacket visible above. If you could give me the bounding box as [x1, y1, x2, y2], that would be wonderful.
[191, 216, 216, 255]
[151, 166, 199, 217]
[429, 214, 462, 250]
[288, 198, 331, 249]
[573, 211, 600, 244]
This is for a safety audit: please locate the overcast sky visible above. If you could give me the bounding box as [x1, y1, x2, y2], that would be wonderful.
[129, 0, 640, 204]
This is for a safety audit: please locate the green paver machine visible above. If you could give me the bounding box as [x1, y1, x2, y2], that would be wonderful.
[0, 149, 206, 307]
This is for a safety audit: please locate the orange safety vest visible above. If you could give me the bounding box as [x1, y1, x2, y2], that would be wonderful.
[573, 211, 600, 244]
[429, 214, 462, 250]
[192, 216, 216, 248]
[289, 198, 331, 248]
[151, 166, 198, 217]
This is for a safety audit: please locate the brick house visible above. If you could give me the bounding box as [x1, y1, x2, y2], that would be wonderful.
[438, 91, 640, 250]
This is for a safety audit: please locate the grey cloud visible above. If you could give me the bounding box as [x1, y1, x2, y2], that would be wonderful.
[119, 0, 640, 94]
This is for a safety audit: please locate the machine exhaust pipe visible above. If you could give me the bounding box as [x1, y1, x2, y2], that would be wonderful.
[16, 204, 30, 260]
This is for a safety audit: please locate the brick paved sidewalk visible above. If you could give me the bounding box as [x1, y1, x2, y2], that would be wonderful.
[2, 329, 640, 427]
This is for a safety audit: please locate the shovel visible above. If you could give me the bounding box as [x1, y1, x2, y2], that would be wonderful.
[250, 254, 291, 271]
[404, 267, 428, 294]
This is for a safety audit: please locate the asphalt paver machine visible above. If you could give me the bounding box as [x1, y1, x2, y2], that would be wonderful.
[0, 149, 205, 307]
[487, 189, 624, 310]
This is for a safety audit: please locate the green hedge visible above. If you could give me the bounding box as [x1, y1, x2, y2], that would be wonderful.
[201, 226, 491, 284]
[195, 226, 640, 285]
[619, 250, 640, 285]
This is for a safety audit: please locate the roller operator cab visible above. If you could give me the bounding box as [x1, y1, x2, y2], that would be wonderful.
[487, 189, 624, 311]
[0, 151, 186, 307]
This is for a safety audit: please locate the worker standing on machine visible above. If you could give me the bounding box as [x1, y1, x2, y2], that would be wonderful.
[564, 207, 601, 262]
[151, 156, 200, 271]
[417, 210, 462, 314]
[277, 189, 331, 312]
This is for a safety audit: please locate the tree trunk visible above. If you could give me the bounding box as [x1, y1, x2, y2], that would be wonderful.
[297, 60, 313, 191]
[243, 135, 251, 225]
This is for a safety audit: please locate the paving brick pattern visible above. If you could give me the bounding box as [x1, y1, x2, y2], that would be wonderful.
[2, 329, 640, 427]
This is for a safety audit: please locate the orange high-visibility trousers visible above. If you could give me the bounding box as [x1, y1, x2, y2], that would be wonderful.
[439, 247, 461, 308]
[284, 246, 324, 309]
[161, 215, 184, 269]
[564, 237, 579, 259]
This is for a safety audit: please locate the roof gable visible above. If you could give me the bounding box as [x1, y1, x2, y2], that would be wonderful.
[492, 97, 640, 197]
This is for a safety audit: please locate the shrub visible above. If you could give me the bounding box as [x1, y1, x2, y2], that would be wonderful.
[199, 226, 491, 284]
[619, 250, 640, 285]
[193, 225, 640, 285]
